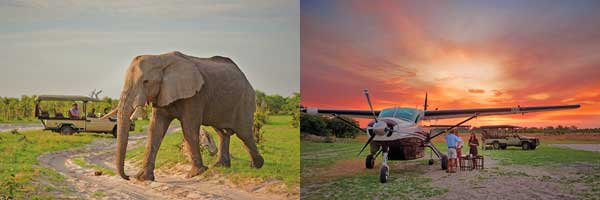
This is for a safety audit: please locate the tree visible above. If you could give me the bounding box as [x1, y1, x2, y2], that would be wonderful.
[326, 116, 359, 138]
[300, 113, 330, 136]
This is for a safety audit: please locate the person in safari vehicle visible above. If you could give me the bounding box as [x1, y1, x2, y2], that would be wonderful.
[69, 103, 80, 119]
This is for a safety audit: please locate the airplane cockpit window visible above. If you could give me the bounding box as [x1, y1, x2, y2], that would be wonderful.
[379, 108, 418, 122]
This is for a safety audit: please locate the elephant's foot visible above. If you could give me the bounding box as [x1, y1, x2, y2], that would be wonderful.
[214, 157, 231, 168]
[185, 165, 208, 178]
[251, 155, 264, 169]
[134, 170, 155, 181]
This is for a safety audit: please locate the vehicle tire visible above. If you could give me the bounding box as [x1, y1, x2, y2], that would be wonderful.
[441, 155, 448, 170]
[531, 145, 537, 150]
[428, 159, 434, 165]
[60, 126, 74, 135]
[500, 144, 507, 150]
[493, 141, 500, 150]
[112, 126, 117, 138]
[522, 142, 531, 150]
[365, 154, 375, 169]
[379, 165, 389, 183]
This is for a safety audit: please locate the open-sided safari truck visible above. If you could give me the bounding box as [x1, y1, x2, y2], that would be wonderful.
[34, 95, 134, 137]
[480, 125, 539, 150]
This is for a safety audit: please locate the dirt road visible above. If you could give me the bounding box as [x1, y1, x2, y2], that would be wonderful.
[0, 123, 43, 132]
[38, 125, 289, 200]
[425, 157, 585, 200]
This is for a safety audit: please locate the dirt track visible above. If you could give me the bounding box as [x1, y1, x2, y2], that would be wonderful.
[37, 125, 289, 200]
[0, 123, 43, 132]
[425, 157, 585, 200]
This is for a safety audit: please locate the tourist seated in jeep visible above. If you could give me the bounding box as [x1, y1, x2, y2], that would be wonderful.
[87, 108, 97, 118]
[69, 103, 80, 119]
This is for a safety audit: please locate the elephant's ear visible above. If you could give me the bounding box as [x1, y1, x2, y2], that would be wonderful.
[157, 58, 204, 107]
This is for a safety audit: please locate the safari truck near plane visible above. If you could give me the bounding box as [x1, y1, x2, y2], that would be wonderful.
[35, 95, 134, 137]
[480, 125, 540, 150]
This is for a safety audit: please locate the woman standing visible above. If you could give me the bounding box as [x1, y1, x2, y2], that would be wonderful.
[469, 132, 480, 169]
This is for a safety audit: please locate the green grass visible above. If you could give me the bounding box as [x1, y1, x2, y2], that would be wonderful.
[126, 115, 300, 191]
[478, 144, 600, 166]
[300, 140, 361, 168]
[303, 169, 447, 200]
[301, 140, 447, 199]
[0, 129, 109, 199]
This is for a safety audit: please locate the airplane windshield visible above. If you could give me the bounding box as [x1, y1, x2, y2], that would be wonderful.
[378, 108, 419, 122]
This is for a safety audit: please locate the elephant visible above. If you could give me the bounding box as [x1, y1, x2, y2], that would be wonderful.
[115, 51, 263, 181]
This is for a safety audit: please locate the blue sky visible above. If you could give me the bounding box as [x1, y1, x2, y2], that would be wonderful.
[0, 0, 299, 98]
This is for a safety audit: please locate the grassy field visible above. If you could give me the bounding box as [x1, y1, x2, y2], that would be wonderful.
[301, 139, 447, 199]
[0, 129, 111, 199]
[126, 115, 300, 192]
[301, 134, 600, 199]
[301, 139, 361, 168]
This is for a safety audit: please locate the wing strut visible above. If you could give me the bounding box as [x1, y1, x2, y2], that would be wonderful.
[429, 113, 478, 141]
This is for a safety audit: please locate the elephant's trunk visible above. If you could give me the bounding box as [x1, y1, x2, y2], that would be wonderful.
[116, 93, 135, 180]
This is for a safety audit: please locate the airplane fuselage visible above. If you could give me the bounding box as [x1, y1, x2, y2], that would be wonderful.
[365, 108, 429, 160]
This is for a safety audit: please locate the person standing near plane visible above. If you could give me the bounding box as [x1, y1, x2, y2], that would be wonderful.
[469, 132, 480, 169]
[457, 135, 464, 159]
[445, 129, 459, 173]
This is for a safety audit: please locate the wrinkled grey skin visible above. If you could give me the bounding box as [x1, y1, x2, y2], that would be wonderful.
[115, 51, 263, 181]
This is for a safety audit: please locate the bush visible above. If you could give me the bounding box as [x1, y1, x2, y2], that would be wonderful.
[327, 116, 359, 138]
[300, 113, 330, 136]
[300, 114, 360, 138]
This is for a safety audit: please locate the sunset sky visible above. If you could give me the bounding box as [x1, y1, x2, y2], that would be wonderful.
[301, 0, 600, 128]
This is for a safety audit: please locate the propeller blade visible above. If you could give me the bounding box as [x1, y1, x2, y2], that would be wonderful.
[364, 89, 378, 123]
[424, 92, 428, 111]
[429, 113, 478, 141]
[358, 133, 376, 155]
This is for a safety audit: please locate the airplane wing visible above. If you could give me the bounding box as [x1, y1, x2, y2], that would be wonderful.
[301, 107, 380, 119]
[423, 104, 580, 120]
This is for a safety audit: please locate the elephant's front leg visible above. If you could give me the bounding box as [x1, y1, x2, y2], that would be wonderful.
[213, 128, 231, 167]
[182, 120, 208, 178]
[135, 109, 172, 181]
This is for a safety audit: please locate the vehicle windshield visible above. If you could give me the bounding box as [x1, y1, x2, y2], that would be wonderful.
[378, 107, 419, 122]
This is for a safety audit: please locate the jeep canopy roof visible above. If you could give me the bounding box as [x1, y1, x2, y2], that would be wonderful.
[36, 95, 100, 102]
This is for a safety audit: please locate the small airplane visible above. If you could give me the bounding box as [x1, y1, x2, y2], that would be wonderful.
[301, 89, 580, 183]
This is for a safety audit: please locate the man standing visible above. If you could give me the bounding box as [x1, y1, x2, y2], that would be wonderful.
[445, 129, 459, 173]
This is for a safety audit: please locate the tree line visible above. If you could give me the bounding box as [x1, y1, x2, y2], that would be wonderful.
[0, 91, 299, 124]
[300, 113, 360, 138]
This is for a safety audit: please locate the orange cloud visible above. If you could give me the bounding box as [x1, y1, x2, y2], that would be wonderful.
[468, 89, 485, 94]
[301, 1, 600, 128]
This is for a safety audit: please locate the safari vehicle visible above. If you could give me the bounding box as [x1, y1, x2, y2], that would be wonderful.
[34, 95, 134, 137]
[480, 125, 539, 150]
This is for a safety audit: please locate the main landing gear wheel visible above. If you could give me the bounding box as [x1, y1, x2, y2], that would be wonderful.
[441, 155, 448, 170]
[365, 154, 375, 169]
[379, 165, 389, 183]
[428, 159, 434, 165]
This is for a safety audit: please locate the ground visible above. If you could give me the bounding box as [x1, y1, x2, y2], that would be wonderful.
[0, 115, 299, 199]
[301, 133, 600, 200]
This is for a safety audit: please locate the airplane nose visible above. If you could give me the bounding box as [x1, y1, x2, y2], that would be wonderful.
[372, 121, 388, 136]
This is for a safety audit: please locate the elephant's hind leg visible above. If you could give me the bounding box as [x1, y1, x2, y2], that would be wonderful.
[135, 109, 172, 181]
[235, 127, 264, 169]
[213, 128, 232, 168]
[181, 119, 208, 178]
